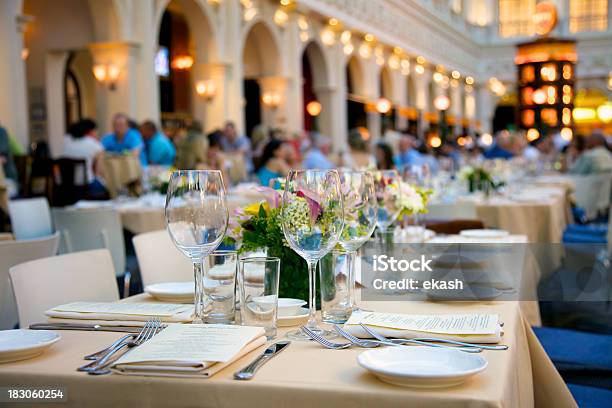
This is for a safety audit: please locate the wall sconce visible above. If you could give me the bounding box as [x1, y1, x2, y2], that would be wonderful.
[376, 98, 392, 114]
[195, 79, 216, 100]
[274, 8, 289, 27]
[171, 55, 194, 70]
[262, 91, 281, 109]
[93, 63, 121, 90]
[433, 95, 450, 111]
[306, 100, 322, 117]
[320, 28, 336, 47]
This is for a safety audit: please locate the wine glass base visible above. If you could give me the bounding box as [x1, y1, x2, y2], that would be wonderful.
[286, 327, 338, 341]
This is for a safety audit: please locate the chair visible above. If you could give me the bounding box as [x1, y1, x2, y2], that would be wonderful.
[52, 208, 130, 297]
[425, 219, 485, 235]
[0, 232, 60, 329]
[423, 202, 478, 220]
[8, 197, 53, 240]
[132, 230, 192, 287]
[9, 249, 119, 328]
[52, 158, 88, 207]
[567, 384, 612, 408]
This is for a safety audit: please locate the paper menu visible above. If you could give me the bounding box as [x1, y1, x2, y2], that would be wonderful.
[47, 302, 193, 317]
[113, 324, 266, 366]
[345, 312, 499, 335]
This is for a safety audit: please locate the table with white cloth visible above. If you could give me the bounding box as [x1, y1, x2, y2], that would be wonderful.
[0, 295, 576, 408]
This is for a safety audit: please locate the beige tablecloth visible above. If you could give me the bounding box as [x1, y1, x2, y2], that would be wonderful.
[0, 298, 575, 408]
[102, 155, 142, 198]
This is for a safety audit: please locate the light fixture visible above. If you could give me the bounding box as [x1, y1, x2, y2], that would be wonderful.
[243, 7, 257, 21]
[343, 43, 354, 55]
[388, 54, 400, 70]
[433, 95, 450, 111]
[320, 28, 336, 46]
[92, 63, 121, 90]
[171, 55, 194, 70]
[433, 72, 444, 83]
[573, 108, 596, 121]
[280, 0, 291, 5]
[457, 136, 467, 146]
[532, 89, 546, 105]
[340, 30, 351, 44]
[274, 9, 289, 27]
[306, 100, 322, 117]
[488, 78, 506, 96]
[451, 70, 460, 79]
[429, 135, 442, 148]
[21, 48, 29, 60]
[298, 15, 308, 30]
[240, 0, 252, 6]
[416, 56, 426, 65]
[415, 64, 425, 75]
[195, 79, 216, 100]
[358, 43, 372, 59]
[300, 31, 309, 42]
[400, 59, 410, 75]
[480, 133, 493, 146]
[329, 18, 339, 26]
[560, 127, 573, 141]
[597, 102, 612, 123]
[526, 128, 540, 142]
[364, 33, 375, 42]
[376, 98, 392, 114]
[262, 91, 281, 109]
[465, 76, 474, 85]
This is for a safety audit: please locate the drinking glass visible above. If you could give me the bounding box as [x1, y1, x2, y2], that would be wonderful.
[337, 170, 377, 312]
[319, 250, 351, 323]
[204, 250, 237, 323]
[280, 169, 344, 340]
[373, 169, 402, 238]
[165, 170, 228, 324]
[239, 257, 281, 339]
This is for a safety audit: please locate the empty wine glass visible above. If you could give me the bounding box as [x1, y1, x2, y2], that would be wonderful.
[374, 169, 402, 241]
[338, 170, 377, 313]
[165, 170, 228, 323]
[281, 169, 344, 339]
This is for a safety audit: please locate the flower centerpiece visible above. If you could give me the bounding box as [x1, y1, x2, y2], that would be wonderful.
[458, 165, 505, 194]
[225, 187, 309, 301]
[397, 182, 432, 219]
[146, 166, 173, 195]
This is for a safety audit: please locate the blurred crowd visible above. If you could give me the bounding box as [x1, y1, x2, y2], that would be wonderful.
[1, 114, 611, 198]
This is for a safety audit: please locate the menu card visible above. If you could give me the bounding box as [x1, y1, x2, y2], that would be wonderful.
[344, 311, 502, 343]
[112, 324, 267, 378]
[45, 302, 193, 324]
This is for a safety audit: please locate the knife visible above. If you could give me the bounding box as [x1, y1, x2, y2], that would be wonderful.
[29, 323, 143, 333]
[234, 341, 290, 380]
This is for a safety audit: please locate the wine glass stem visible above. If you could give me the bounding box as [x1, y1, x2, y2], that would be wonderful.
[193, 258, 205, 323]
[347, 250, 356, 307]
[306, 260, 318, 329]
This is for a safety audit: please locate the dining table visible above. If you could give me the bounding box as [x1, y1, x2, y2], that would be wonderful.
[0, 292, 577, 408]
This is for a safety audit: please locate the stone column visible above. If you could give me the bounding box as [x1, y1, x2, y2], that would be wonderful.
[192, 62, 232, 132]
[257, 76, 288, 131]
[88, 41, 140, 134]
[45, 51, 70, 157]
[0, 1, 29, 147]
[450, 80, 464, 135]
[476, 83, 495, 134]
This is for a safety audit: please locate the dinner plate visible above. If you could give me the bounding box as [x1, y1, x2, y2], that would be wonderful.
[145, 282, 194, 302]
[0, 330, 60, 364]
[277, 307, 309, 327]
[357, 347, 487, 388]
[460, 229, 509, 239]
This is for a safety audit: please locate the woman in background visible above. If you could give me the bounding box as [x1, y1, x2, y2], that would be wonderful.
[256, 139, 291, 187]
[375, 142, 395, 170]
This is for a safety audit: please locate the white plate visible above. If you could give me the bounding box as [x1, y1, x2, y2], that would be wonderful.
[460, 229, 509, 239]
[277, 307, 309, 327]
[357, 347, 487, 388]
[0, 330, 60, 364]
[277, 298, 307, 317]
[145, 282, 194, 302]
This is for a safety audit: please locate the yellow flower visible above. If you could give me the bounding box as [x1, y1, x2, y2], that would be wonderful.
[244, 201, 269, 216]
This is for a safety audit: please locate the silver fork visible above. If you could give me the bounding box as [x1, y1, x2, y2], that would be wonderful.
[78, 319, 161, 374]
[83, 334, 134, 360]
[300, 326, 352, 350]
[336, 325, 482, 353]
[360, 324, 508, 351]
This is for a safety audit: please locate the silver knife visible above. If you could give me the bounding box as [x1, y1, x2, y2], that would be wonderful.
[234, 341, 290, 380]
[29, 323, 143, 333]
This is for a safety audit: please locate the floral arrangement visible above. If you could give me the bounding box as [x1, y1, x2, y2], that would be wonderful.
[146, 166, 173, 195]
[397, 182, 432, 218]
[458, 165, 505, 194]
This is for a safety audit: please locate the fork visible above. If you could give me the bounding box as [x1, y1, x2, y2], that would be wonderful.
[335, 325, 482, 353]
[359, 324, 508, 351]
[300, 326, 352, 350]
[83, 334, 134, 360]
[78, 319, 161, 374]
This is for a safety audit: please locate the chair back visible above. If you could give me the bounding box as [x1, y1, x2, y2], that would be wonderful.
[8, 197, 53, 240]
[9, 249, 119, 328]
[13, 155, 32, 197]
[423, 201, 478, 220]
[52, 158, 88, 206]
[132, 229, 192, 287]
[0, 233, 59, 329]
[570, 173, 612, 220]
[52, 208, 125, 276]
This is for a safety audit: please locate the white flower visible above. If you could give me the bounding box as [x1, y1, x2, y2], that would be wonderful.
[398, 182, 424, 213]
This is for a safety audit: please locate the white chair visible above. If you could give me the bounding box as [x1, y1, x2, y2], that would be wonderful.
[423, 201, 478, 220]
[8, 197, 53, 240]
[132, 230, 192, 287]
[52, 208, 130, 297]
[569, 174, 612, 220]
[9, 249, 119, 328]
[0, 233, 60, 329]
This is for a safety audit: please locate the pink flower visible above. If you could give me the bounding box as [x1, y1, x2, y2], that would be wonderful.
[255, 186, 281, 209]
[296, 189, 322, 223]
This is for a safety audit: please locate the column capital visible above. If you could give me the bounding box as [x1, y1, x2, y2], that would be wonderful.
[88, 41, 140, 61]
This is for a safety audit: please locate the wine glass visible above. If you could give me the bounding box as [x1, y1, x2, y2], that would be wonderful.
[373, 169, 402, 242]
[338, 170, 377, 313]
[165, 170, 228, 323]
[280, 169, 344, 339]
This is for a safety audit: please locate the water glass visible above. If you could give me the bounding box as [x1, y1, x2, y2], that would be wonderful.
[319, 250, 352, 324]
[204, 250, 237, 323]
[239, 257, 281, 339]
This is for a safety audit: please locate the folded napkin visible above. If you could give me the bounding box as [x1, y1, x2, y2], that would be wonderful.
[46, 301, 193, 326]
[111, 324, 267, 378]
[344, 311, 503, 343]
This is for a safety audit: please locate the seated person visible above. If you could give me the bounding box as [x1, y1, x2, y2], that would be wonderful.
[302, 132, 334, 169]
[62, 118, 108, 197]
[256, 139, 292, 187]
[0, 124, 18, 196]
[101, 113, 147, 165]
[570, 133, 612, 175]
[198, 130, 231, 183]
[139, 120, 176, 166]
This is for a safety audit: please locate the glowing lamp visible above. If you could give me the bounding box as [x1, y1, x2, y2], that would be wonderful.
[171, 55, 194, 70]
[560, 127, 573, 141]
[480, 133, 493, 146]
[429, 135, 442, 148]
[376, 98, 392, 114]
[532, 89, 547, 105]
[597, 103, 612, 123]
[306, 101, 322, 117]
[195, 80, 216, 100]
[526, 128, 540, 142]
[433, 95, 450, 111]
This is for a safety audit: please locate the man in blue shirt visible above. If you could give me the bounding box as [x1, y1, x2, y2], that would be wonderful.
[394, 134, 423, 168]
[302, 132, 335, 169]
[483, 132, 515, 160]
[140, 120, 176, 166]
[221, 121, 253, 173]
[101, 113, 147, 165]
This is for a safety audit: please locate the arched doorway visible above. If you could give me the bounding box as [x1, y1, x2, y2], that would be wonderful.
[301, 41, 330, 135]
[346, 56, 366, 132]
[242, 21, 281, 138]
